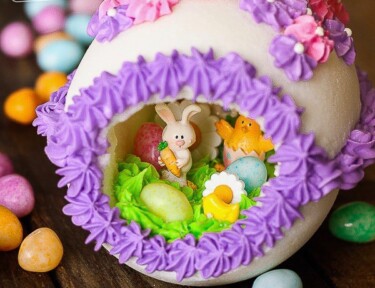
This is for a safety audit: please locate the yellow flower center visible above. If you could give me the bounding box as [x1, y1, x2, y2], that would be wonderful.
[213, 185, 233, 204]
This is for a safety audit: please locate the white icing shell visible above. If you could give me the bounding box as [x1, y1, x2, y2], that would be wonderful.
[66, 0, 360, 285]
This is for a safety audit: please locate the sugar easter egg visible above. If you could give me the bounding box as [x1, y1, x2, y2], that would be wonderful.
[34, 0, 374, 286]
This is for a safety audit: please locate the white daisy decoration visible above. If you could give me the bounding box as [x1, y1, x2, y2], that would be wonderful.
[203, 171, 247, 204]
[155, 100, 222, 161]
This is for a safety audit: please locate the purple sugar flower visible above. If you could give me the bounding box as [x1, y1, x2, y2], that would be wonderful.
[270, 35, 317, 81]
[110, 222, 150, 263]
[34, 102, 65, 137]
[344, 129, 375, 160]
[88, 6, 133, 42]
[63, 190, 110, 226]
[324, 19, 356, 65]
[83, 208, 124, 251]
[239, 76, 279, 119]
[147, 51, 183, 98]
[167, 235, 198, 282]
[137, 235, 169, 273]
[240, 0, 308, 31]
[178, 48, 220, 98]
[119, 56, 151, 105]
[196, 233, 232, 279]
[264, 94, 303, 143]
[337, 153, 365, 190]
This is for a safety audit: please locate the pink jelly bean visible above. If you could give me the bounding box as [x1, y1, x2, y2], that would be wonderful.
[0, 153, 13, 177]
[0, 22, 33, 58]
[0, 174, 35, 218]
[32, 6, 66, 34]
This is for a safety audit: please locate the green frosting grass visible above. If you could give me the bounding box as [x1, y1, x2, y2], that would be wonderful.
[114, 155, 269, 242]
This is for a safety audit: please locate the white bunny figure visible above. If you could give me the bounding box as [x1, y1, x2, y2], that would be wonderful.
[155, 103, 201, 186]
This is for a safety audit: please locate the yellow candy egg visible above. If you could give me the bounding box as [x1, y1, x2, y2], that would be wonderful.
[35, 72, 67, 102]
[0, 205, 23, 251]
[18, 227, 63, 273]
[4, 88, 39, 125]
[34, 32, 73, 53]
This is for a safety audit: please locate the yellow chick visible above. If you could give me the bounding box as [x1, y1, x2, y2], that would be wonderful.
[215, 115, 274, 155]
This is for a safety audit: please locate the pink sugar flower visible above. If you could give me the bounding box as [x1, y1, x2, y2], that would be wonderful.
[126, 0, 179, 24]
[98, 0, 129, 18]
[285, 15, 334, 63]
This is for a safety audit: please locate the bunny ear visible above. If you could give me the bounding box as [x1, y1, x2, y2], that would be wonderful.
[181, 104, 201, 124]
[155, 104, 176, 124]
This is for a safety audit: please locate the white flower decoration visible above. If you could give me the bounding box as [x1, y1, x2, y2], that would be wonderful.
[155, 100, 222, 161]
[203, 171, 246, 204]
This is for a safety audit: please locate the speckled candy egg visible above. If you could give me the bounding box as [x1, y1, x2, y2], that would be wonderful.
[0, 174, 35, 218]
[32, 5, 66, 34]
[34, 32, 73, 53]
[253, 269, 303, 288]
[0, 22, 33, 58]
[24, 0, 67, 19]
[65, 14, 94, 46]
[35, 0, 374, 286]
[134, 123, 163, 170]
[0, 152, 13, 177]
[37, 40, 84, 73]
[226, 156, 267, 193]
[0, 205, 23, 252]
[18, 228, 63, 272]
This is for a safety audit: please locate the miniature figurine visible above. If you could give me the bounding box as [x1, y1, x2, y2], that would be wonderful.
[216, 115, 274, 166]
[155, 103, 201, 186]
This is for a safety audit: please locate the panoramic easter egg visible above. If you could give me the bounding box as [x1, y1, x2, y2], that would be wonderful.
[33, 0, 375, 286]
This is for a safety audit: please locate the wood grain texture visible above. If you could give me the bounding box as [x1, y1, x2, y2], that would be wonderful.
[0, 1, 374, 287]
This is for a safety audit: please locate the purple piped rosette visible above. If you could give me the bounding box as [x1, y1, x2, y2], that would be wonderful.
[33, 48, 375, 281]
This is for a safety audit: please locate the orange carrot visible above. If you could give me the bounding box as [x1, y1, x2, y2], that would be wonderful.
[158, 141, 181, 177]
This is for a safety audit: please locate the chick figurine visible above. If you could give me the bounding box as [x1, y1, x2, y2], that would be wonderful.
[216, 116, 274, 165]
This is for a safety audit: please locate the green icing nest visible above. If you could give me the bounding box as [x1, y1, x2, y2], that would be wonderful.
[114, 154, 274, 242]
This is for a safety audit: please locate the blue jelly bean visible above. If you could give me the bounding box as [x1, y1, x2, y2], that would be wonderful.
[37, 40, 84, 73]
[65, 14, 93, 46]
[24, 0, 67, 19]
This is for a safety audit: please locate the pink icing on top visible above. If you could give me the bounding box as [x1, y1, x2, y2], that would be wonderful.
[285, 15, 334, 63]
[127, 0, 179, 24]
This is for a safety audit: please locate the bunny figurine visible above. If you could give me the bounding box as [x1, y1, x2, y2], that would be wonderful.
[155, 103, 202, 186]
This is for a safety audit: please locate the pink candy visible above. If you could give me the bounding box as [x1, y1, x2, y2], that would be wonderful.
[0, 153, 13, 177]
[32, 6, 66, 34]
[0, 22, 34, 58]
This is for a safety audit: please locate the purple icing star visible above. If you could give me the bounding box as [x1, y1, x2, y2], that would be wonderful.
[269, 35, 318, 81]
[240, 0, 308, 31]
[137, 235, 169, 273]
[324, 19, 356, 65]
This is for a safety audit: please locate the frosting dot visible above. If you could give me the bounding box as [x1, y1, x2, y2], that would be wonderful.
[315, 27, 325, 37]
[306, 8, 313, 15]
[107, 8, 117, 17]
[344, 28, 353, 37]
[294, 43, 305, 54]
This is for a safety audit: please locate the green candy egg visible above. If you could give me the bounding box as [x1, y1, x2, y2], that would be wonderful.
[329, 201, 375, 243]
[140, 183, 193, 223]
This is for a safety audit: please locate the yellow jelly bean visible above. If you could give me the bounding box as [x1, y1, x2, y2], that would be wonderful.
[35, 72, 67, 103]
[0, 205, 23, 251]
[203, 194, 240, 223]
[34, 32, 73, 53]
[4, 88, 39, 125]
[18, 227, 63, 273]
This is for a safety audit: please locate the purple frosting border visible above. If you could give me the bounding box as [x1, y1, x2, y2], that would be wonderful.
[34, 49, 375, 281]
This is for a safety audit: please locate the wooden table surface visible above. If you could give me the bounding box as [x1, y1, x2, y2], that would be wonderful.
[0, 1, 374, 287]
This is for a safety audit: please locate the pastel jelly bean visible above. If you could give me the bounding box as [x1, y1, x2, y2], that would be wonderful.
[0, 205, 23, 252]
[140, 183, 193, 222]
[34, 32, 72, 53]
[4, 88, 39, 125]
[0, 152, 13, 178]
[69, 0, 102, 14]
[134, 123, 163, 170]
[37, 40, 84, 73]
[18, 228, 63, 273]
[0, 174, 35, 218]
[253, 269, 303, 288]
[35, 72, 68, 102]
[65, 14, 94, 46]
[32, 6, 66, 35]
[329, 202, 375, 243]
[24, 0, 67, 19]
[0, 22, 33, 58]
